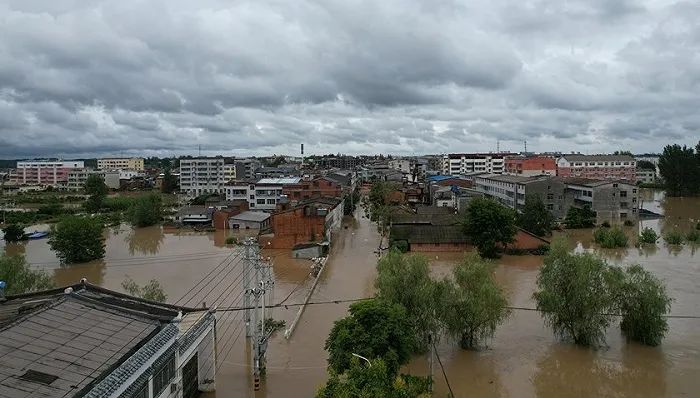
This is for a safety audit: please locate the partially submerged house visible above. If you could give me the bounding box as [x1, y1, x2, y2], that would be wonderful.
[0, 280, 216, 398]
[260, 198, 344, 249]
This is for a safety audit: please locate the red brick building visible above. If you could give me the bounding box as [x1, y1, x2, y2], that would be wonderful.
[556, 154, 636, 181]
[282, 177, 343, 202]
[261, 198, 344, 249]
[504, 156, 557, 176]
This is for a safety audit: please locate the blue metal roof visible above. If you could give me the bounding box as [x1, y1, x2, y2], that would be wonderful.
[427, 175, 457, 182]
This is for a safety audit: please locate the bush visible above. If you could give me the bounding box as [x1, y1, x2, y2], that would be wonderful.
[103, 196, 137, 212]
[37, 203, 64, 216]
[593, 227, 628, 248]
[623, 219, 634, 227]
[389, 239, 408, 253]
[0, 254, 54, 295]
[122, 277, 167, 302]
[127, 194, 163, 227]
[225, 236, 237, 245]
[564, 206, 596, 229]
[686, 229, 700, 243]
[664, 230, 684, 245]
[2, 224, 26, 242]
[601, 221, 611, 228]
[638, 227, 659, 244]
[617, 265, 672, 346]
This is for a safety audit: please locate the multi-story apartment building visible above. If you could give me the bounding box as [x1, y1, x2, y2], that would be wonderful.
[442, 153, 515, 176]
[97, 157, 144, 171]
[282, 177, 343, 202]
[225, 177, 301, 210]
[11, 160, 84, 186]
[636, 168, 657, 184]
[473, 174, 569, 219]
[562, 178, 639, 222]
[179, 158, 225, 196]
[556, 155, 636, 181]
[223, 163, 237, 182]
[234, 159, 261, 180]
[504, 156, 557, 176]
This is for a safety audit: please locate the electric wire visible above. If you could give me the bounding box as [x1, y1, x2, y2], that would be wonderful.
[174, 249, 243, 305]
[432, 341, 455, 398]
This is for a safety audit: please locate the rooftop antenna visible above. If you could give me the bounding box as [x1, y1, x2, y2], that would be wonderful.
[198, 144, 202, 157]
[524, 140, 528, 153]
[497, 140, 500, 153]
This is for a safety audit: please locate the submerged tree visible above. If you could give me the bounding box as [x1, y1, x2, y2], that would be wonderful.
[2, 224, 26, 242]
[0, 254, 54, 295]
[127, 193, 163, 227]
[325, 299, 414, 375]
[616, 265, 672, 346]
[533, 238, 618, 346]
[462, 197, 517, 258]
[49, 216, 105, 264]
[375, 250, 445, 352]
[441, 254, 510, 349]
[84, 174, 109, 212]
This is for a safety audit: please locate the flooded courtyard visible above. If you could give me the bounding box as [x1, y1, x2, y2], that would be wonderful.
[1, 189, 698, 397]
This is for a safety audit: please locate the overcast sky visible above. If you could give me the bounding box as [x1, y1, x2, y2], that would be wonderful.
[1, 0, 699, 158]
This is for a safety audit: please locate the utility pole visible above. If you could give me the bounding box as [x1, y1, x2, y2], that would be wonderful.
[245, 237, 275, 391]
[428, 334, 434, 394]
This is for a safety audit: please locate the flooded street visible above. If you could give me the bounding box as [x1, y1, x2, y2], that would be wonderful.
[1, 189, 699, 397]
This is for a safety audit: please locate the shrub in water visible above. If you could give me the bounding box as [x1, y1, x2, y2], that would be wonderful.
[593, 227, 628, 248]
[686, 229, 700, 243]
[638, 227, 659, 245]
[664, 230, 684, 245]
[601, 221, 611, 228]
[623, 219, 634, 227]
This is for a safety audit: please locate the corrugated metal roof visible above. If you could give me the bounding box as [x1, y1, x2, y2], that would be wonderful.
[231, 211, 271, 222]
[257, 177, 301, 185]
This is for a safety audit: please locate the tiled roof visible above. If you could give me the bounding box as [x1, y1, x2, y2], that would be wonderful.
[391, 224, 467, 244]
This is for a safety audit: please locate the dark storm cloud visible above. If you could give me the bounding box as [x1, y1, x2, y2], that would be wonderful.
[0, 0, 699, 158]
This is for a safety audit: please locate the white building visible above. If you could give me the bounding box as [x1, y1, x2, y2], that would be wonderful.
[442, 153, 511, 176]
[179, 158, 225, 196]
[223, 164, 237, 182]
[225, 177, 301, 210]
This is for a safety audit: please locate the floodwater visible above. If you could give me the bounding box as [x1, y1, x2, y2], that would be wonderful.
[1, 189, 698, 397]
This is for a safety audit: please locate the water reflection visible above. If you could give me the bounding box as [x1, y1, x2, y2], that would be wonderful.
[3, 241, 27, 256]
[636, 244, 658, 258]
[533, 343, 667, 398]
[53, 260, 106, 286]
[125, 225, 165, 255]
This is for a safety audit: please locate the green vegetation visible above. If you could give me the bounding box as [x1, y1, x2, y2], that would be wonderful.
[121, 277, 167, 302]
[636, 160, 657, 170]
[534, 239, 618, 346]
[325, 299, 414, 375]
[388, 239, 408, 253]
[2, 224, 26, 242]
[127, 193, 163, 227]
[638, 227, 659, 244]
[160, 168, 178, 194]
[564, 205, 596, 229]
[103, 196, 137, 211]
[0, 254, 54, 295]
[225, 236, 237, 245]
[375, 251, 442, 351]
[534, 238, 672, 347]
[343, 188, 361, 216]
[363, 181, 398, 238]
[461, 197, 517, 258]
[623, 219, 635, 227]
[84, 174, 108, 212]
[686, 229, 700, 243]
[658, 142, 700, 196]
[316, 358, 430, 398]
[664, 230, 685, 245]
[49, 216, 105, 264]
[261, 318, 286, 338]
[518, 194, 555, 236]
[593, 226, 629, 248]
[441, 254, 510, 349]
[616, 265, 672, 346]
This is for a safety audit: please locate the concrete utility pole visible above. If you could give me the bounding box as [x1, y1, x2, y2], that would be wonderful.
[244, 237, 275, 391]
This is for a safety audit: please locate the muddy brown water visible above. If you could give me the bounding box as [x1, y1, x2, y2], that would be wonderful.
[1, 189, 698, 397]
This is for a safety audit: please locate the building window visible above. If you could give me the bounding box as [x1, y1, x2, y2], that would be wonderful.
[153, 355, 175, 396]
[256, 199, 265, 205]
[133, 383, 149, 398]
[546, 193, 554, 200]
[620, 191, 627, 198]
[267, 199, 276, 205]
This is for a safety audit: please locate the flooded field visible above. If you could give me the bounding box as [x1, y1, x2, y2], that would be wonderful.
[1, 189, 698, 397]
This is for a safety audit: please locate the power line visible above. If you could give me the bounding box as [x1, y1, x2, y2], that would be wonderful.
[174, 249, 242, 305]
[433, 341, 454, 398]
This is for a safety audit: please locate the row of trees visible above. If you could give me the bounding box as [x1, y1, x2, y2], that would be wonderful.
[658, 142, 700, 196]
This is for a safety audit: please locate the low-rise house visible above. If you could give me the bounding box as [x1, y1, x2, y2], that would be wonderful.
[0, 280, 216, 397]
[228, 211, 271, 231]
[260, 198, 344, 249]
[175, 206, 213, 224]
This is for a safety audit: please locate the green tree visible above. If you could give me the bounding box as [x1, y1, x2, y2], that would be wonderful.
[636, 160, 656, 170]
[658, 144, 700, 196]
[593, 226, 628, 248]
[121, 277, 167, 302]
[375, 250, 444, 351]
[441, 254, 510, 349]
[0, 254, 54, 295]
[316, 358, 431, 398]
[462, 197, 517, 258]
[564, 205, 596, 228]
[616, 265, 672, 346]
[363, 181, 397, 238]
[127, 194, 163, 227]
[84, 174, 108, 212]
[638, 227, 659, 245]
[325, 299, 414, 375]
[2, 224, 26, 242]
[518, 194, 555, 236]
[49, 216, 105, 264]
[533, 238, 618, 346]
[161, 168, 178, 194]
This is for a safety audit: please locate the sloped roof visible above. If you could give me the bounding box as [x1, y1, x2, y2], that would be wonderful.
[391, 224, 467, 244]
[231, 211, 270, 222]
